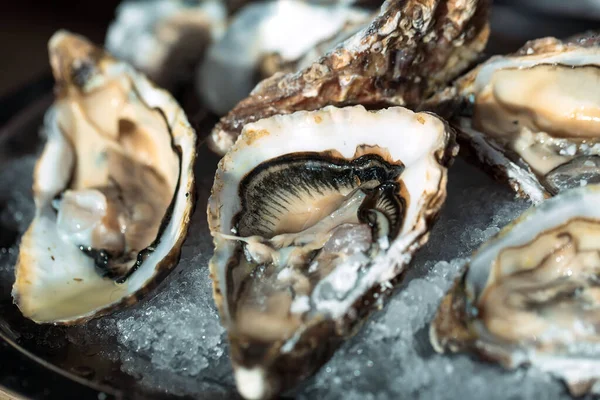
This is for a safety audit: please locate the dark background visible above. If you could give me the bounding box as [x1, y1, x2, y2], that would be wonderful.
[0, 1, 598, 399]
[1, 0, 121, 97]
[0, 0, 598, 98]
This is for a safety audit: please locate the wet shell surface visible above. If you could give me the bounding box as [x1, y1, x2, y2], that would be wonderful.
[209, 0, 490, 154]
[106, 0, 226, 90]
[12, 31, 196, 324]
[198, 0, 371, 115]
[208, 105, 456, 399]
[423, 32, 600, 204]
[431, 184, 600, 396]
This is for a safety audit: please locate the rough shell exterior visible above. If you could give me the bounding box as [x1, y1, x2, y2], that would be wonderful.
[12, 31, 197, 324]
[209, 0, 490, 154]
[430, 184, 600, 396]
[422, 31, 600, 120]
[105, 0, 226, 91]
[208, 105, 458, 398]
[420, 31, 600, 203]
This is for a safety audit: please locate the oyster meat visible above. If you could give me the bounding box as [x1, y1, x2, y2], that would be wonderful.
[431, 184, 600, 396]
[209, 0, 491, 154]
[12, 31, 196, 324]
[198, 0, 372, 115]
[208, 105, 456, 399]
[423, 32, 600, 203]
[106, 0, 226, 90]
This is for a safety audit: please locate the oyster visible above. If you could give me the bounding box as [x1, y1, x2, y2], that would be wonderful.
[430, 184, 600, 396]
[208, 105, 456, 399]
[209, 0, 491, 154]
[12, 31, 196, 324]
[422, 32, 600, 204]
[198, 0, 371, 115]
[106, 0, 226, 90]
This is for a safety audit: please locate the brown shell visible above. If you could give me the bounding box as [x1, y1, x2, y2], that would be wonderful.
[227, 137, 457, 398]
[429, 273, 473, 354]
[209, 0, 490, 154]
[421, 30, 600, 120]
[13, 31, 197, 324]
[207, 106, 458, 398]
[430, 187, 600, 396]
[420, 31, 600, 202]
[566, 30, 600, 48]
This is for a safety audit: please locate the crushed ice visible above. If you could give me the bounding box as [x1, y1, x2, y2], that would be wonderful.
[0, 152, 572, 398]
[297, 158, 567, 399]
[0, 156, 36, 295]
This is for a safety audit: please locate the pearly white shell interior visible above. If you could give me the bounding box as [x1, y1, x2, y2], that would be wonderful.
[13, 40, 196, 324]
[209, 105, 451, 322]
[466, 184, 600, 386]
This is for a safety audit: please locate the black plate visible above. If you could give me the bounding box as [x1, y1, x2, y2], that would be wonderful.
[0, 77, 232, 400]
[0, 4, 598, 399]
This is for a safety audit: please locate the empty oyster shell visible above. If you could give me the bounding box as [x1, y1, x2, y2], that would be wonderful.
[208, 105, 456, 399]
[423, 32, 600, 204]
[209, 0, 491, 154]
[106, 0, 226, 90]
[198, 0, 371, 115]
[430, 184, 600, 396]
[12, 31, 196, 324]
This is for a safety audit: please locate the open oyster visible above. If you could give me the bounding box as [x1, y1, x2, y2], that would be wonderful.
[430, 184, 600, 396]
[208, 105, 456, 399]
[209, 0, 491, 154]
[198, 0, 371, 115]
[423, 32, 600, 203]
[12, 31, 196, 324]
[106, 0, 226, 90]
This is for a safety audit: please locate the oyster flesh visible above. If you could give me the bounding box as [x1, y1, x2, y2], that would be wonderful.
[198, 0, 371, 115]
[423, 32, 600, 203]
[208, 105, 456, 399]
[106, 0, 226, 90]
[431, 184, 600, 396]
[12, 31, 196, 324]
[209, 0, 491, 154]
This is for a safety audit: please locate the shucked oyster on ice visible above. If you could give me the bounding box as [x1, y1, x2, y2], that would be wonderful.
[12, 31, 196, 324]
[198, 0, 371, 115]
[431, 184, 600, 396]
[208, 105, 456, 399]
[423, 32, 600, 204]
[106, 0, 226, 90]
[209, 0, 491, 154]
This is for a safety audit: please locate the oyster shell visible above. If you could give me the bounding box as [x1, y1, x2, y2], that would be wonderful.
[422, 32, 600, 204]
[12, 31, 196, 324]
[209, 0, 491, 154]
[208, 105, 456, 399]
[430, 184, 600, 396]
[106, 0, 226, 90]
[198, 0, 371, 115]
